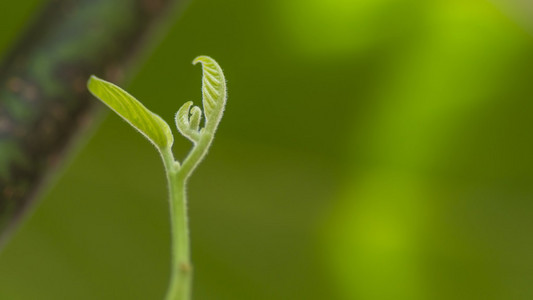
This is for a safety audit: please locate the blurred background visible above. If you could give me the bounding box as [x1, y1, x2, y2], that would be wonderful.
[1, 0, 533, 299]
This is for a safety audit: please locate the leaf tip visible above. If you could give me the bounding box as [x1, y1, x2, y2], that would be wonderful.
[192, 55, 213, 66]
[87, 75, 98, 90]
[87, 75, 109, 97]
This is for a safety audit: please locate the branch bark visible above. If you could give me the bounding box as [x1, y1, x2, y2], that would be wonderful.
[0, 0, 185, 243]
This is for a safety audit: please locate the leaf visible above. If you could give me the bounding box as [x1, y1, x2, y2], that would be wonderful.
[87, 76, 173, 149]
[193, 56, 227, 129]
[175, 101, 200, 142]
[189, 106, 202, 132]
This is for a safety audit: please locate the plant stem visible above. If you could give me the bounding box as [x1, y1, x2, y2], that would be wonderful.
[160, 131, 214, 300]
[180, 132, 215, 180]
[161, 148, 192, 300]
[166, 172, 192, 300]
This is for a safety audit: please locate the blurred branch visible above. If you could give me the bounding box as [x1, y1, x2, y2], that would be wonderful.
[0, 0, 186, 244]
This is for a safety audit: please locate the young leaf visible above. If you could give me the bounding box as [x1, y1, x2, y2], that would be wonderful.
[88, 76, 174, 149]
[175, 101, 200, 142]
[193, 56, 226, 129]
[189, 106, 202, 132]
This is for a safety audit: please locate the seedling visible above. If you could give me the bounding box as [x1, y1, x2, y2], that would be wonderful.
[87, 56, 227, 300]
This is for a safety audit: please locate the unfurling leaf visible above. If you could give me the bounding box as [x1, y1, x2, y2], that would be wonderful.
[176, 101, 193, 132]
[193, 56, 226, 129]
[88, 76, 173, 149]
[175, 101, 201, 142]
[189, 106, 202, 132]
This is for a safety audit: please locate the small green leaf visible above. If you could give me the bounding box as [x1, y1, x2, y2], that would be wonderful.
[189, 106, 202, 132]
[88, 76, 173, 149]
[176, 101, 193, 131]
[193, 56, 226, 129]
[175, 101, 200, 142]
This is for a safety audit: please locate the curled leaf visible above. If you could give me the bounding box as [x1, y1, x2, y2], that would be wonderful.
[189, 106, 202, 132]
[193, 56, 226, 129]
[175, 101, 201, 142]
[176, 101, 193, 131]
[88, 76, 173, 149]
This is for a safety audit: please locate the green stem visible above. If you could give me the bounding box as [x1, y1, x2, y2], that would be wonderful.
[160, 147, 191, 300]
[180, 131, 215, 179]
[160, 131, 214, 300]
[166, 173, 192, 300]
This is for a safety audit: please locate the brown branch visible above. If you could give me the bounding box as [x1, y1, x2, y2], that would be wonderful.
[0, 0, 186, 244]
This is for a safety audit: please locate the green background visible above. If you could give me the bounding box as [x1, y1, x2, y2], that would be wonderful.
[2, 0, 533, 299]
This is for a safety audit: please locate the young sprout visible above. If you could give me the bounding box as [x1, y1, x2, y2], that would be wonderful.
[87, 56, 227, 300]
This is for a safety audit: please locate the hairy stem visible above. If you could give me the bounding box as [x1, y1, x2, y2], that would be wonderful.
[160, 129, 216, 300]
[164, 165, 192, 300]
[160, 146, 192, 300]
[180, 132, 214, 180]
